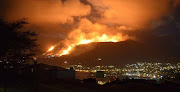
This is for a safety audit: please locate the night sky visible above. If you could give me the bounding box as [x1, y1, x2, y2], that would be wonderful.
[1, 0, 180, 66]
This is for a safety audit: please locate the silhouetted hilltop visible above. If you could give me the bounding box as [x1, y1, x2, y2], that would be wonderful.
[38, 38, 180, 67]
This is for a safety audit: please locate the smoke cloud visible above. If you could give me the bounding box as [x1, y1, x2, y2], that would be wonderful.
[0, 0, 180, 54]
[54, 18, 132, 56]
[2, 0, 91, 24]
[0, 0, 91, 50]
[88, 0, 180, 28]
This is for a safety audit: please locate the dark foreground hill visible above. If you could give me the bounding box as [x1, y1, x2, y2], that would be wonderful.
[1, 79, 180, 92]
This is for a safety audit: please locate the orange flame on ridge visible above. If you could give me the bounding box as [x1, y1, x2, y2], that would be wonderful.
[46, 18, 131, 56]
[48, 46, 55, 52]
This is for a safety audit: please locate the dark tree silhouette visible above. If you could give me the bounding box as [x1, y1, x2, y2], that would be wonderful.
[0, 18, 37, 92]
[0, 18, 37, 68]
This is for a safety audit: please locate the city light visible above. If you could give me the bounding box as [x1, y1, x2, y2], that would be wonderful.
[71, 62, 180, 80]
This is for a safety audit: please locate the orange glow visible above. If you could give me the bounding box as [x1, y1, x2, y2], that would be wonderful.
[58, 33, 124, 56]
[79, 39, 92, 44]
[46, 18, 131, 56]
[48, 46, 55, 52]
[60, 46, 73, 56]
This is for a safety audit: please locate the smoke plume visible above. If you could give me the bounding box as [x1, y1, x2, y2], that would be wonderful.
[0, 0, 180, 55]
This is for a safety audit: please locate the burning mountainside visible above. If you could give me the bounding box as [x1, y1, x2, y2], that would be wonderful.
[45, 18, 132, 56]
[36, 0, 180, 57]
[39, 38, 180, 67]
[1, 0, 180, 56]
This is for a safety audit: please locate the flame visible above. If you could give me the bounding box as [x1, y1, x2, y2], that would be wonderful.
[48, 46, 55, 52]
[60, 46, 73, 56]
[80, 39, 92, 44]
[58, 33, 124, 56]
[46, 18, 131, 56]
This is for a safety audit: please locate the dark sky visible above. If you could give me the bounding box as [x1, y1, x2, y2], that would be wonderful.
[1, 0, 180, 65]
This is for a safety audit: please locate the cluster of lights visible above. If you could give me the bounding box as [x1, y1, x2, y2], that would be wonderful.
[71, 62, 180, 80]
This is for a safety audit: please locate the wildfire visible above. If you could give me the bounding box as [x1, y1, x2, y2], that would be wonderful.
[60, 46, 73, 56]
[57, 33, 124, 56]
[47, 33, 127, 56]
[48, 46, 55, 52]
[46, 18, 131, 57]
[80, 39, 92, 44]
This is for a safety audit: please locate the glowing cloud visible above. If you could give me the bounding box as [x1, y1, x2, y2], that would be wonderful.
[49, 18, 132, 56]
